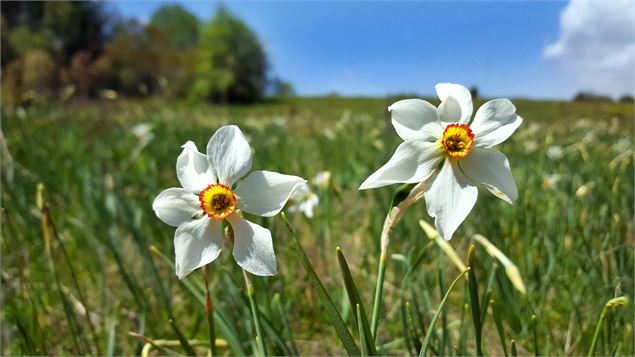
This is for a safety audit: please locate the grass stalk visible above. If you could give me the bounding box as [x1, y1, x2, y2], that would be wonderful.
[169, 318, 197, 356]
[467, 245, 484, 356]
[281, 212, 360, 356]
[419, 268, 470, 357]
[531, 314, 538, 356]
[201, 267, 217, 357]
[243, 269, 266, 356]
[588, 297, 629, 356]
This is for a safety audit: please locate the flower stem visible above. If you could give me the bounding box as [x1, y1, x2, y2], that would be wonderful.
[243, 269, 266, 356]
[370, 251, 387, 339]
[370, 180, 430, 341]
[588, 297, 629, 356]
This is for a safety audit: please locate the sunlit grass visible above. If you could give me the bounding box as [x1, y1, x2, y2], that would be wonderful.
[2, 97, 633, 355]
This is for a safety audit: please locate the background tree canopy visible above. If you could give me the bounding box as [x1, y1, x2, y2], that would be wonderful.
[190, 6, 267, 103]
[1, 2, 280, 104]
[149, 4, 199, 50]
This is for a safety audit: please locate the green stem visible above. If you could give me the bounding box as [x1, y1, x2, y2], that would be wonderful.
[370, 252, 387, 340]
[467, 245, 484, 356]
[202, 268, 217, 357]
[243, 270, 266, 356]
[588, 306, 608, 356]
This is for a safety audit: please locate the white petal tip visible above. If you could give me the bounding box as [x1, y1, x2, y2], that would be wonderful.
[358, 179, 381, 190]
[181, 141, 197, 150]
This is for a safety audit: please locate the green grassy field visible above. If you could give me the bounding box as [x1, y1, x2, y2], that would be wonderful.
[2, 97, 633, 356]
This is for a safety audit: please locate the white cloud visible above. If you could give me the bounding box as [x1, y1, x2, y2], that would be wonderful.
[544, 0, 635, 98]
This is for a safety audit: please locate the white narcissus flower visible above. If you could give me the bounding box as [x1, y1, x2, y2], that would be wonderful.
[152, 125, 306, 279]
[360, 83, 522, 240]
[311, 171, 332, 188]
[287, 183, 319, 218]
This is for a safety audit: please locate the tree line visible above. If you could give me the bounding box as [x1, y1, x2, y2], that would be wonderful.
[1, 1, 294, 106]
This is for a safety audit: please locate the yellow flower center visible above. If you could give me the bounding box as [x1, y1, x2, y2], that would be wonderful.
[441, 123, 474, 159]
[199, 183, 237, 220]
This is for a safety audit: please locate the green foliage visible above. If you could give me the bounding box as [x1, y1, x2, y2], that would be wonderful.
[191, 6, 267, 103]
[1, 98, 633, 355]
[3, 1, 109, 64]
[150, 4, 199, 50]
[7, 25, 52, 56]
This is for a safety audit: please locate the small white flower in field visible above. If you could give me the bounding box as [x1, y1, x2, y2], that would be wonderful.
[288, 183, 319, 218]
[524, 140, 539, 154]
[312, 171, 332, 188]
[360, 83, 522, 240]
[612, 138, 631, 153]
[542, 174, 561, 190]
[323, 128, 336, 140]
[131, 123, 155, 146]
[152, 125, 305, 279]
[547, 145, 564, 160]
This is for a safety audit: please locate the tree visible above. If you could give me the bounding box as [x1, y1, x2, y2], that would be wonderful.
[191, 6, 267, 103]
[1, 1, 113, 66]
[149, 4, 199, 50]
[44, 1, 114, 64]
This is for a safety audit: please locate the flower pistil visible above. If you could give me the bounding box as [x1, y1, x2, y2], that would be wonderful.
[441, 123, 474, 158]
[199, 183, 237, 220]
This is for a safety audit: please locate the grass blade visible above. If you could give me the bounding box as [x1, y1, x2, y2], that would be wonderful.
[281, 212, 360, 356]
[337, 247, 377, 355]
[272, 293, 300, 355]
[357, 304, 368, 357]
[531, 314, 538, 356]
[201, 268, 217, 356]
[243, 270, 267, 356]
[588, 297, 629, 356]
[149, 245, 246, 355]
[107, 312, 118, 357]
[169, 318, 197, 356]
[467, 245, 484, 356]
[400, 298, 415, 355]
[405, 301, 422, 353]
[491, 299, 508, 356]
[419, 268, 470, 357]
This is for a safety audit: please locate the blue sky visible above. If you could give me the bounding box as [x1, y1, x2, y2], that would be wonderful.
[112, 1, 634, 99]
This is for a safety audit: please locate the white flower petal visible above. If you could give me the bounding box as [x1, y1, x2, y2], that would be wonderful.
[471, 99, 523, 147]
[235, 170, 306, 217]
[288, 187, 319, 219]
[424, 159, 478, 240]
[177, 141, 216, 193]
[207, 125, 253, 186]
[459, 148, 518, 204]
[152, 188, 201, 227]
[227, 214, 277, 276]
[435, 83, 473, 124]
[389, 99, 442, 141]
[437, 96, 463, 125]
[174, 218, 224, 279]
[359, 141, 443, 189]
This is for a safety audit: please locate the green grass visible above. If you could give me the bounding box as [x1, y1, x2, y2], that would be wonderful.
[2, 97, 633, 355]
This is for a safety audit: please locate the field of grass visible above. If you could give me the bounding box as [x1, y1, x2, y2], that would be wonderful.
[2, 96, 633, 356]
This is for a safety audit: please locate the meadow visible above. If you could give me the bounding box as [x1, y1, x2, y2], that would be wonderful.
[1, 96, 633, 356]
